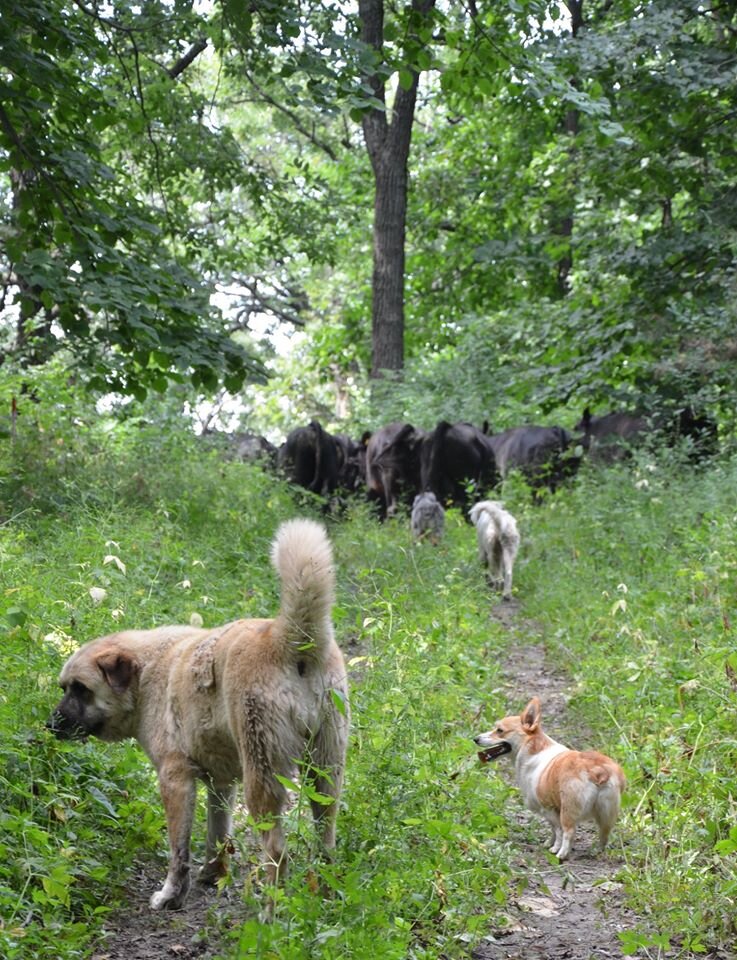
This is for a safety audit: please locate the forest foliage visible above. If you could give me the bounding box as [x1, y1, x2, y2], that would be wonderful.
[1, 400, 736, 958]
[2, 1, 737, 430]
[2, 6, 737, 954]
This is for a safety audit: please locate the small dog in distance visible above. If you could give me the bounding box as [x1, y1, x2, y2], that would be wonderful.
[411, 491, 445, 544]
[468, 500, 520, 600]
[474, 697, 626, 861]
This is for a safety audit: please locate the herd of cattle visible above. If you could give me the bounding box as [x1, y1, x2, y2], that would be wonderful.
[207, 406, 718, 517]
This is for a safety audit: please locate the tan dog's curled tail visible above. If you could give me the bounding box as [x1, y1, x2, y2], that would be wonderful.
[271, 518, 336, 658]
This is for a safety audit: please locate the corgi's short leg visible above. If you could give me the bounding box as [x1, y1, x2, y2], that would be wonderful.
[556, 816, 576, 860]
[544, 811, 563, 854]
[594, 787, 621, 852]
[596, 813, 617, 851]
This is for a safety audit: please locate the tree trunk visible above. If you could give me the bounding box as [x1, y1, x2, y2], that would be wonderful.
[358, 0, 435, 379]
[370, 152, 408, 375]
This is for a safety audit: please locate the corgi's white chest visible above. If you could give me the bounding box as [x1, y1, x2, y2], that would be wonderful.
[516, 743, 568, 811]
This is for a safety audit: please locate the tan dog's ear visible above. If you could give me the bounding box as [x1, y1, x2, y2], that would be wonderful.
[97, 650, 139, 695]
[521, 697, 541, 733]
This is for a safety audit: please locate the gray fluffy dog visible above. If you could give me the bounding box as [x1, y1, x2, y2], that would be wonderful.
[411, 491, 445, 544]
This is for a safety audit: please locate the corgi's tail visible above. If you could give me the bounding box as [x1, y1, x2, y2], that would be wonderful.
[593, 767, 626, 846]
[271, 518, 336, 659]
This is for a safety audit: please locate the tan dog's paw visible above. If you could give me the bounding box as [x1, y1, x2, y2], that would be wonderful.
[197, 857, 229, 886]
[149, 878, 188, 910]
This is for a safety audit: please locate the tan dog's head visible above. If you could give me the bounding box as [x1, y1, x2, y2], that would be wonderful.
[473, 697, 542, 763]
[47, 638, 140, 742]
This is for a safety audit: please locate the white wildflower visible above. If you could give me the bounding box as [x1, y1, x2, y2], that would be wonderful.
[89, 587, 107, 604]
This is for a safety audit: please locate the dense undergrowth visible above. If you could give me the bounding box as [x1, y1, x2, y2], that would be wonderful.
[1, 404, 736, 958]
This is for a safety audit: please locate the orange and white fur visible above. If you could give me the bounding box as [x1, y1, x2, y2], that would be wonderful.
[469, 500, 520, 600]
[474, 697, 625, 860]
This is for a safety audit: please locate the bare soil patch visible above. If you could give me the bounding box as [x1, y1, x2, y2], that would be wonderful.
[89, 862, 237, 960]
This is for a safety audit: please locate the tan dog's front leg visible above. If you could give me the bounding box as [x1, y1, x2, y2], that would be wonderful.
[151, 761, 197, 910]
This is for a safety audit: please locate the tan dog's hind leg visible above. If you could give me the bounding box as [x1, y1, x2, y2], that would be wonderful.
[242, 771, 289, 912]
[305, 719, 348, 854]
[199, 782, 236, 885]
[151, 760, 197, 910]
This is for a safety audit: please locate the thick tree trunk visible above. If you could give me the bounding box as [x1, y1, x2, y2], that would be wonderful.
[359, 0, 435, 379]
[370, 152, 408, 375]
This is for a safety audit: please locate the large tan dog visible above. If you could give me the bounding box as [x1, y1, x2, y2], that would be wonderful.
[48, 519, 349, 914]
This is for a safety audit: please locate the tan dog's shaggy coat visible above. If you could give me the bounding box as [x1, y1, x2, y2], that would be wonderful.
[49, 519, 349, 914]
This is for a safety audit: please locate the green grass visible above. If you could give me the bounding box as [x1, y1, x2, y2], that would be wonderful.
[1, 411, 736, 958]
[518, 455, 737, 955]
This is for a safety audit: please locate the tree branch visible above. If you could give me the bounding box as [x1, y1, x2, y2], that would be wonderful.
[167, 38, 208, 80]
[241, 68, 338, 161]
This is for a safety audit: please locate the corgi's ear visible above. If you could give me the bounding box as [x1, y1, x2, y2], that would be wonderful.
[521, 697, 541, 733]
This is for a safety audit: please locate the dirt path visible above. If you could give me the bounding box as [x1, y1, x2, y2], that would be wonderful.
[89, 862, 234, 960]
[472, 600, 732, 960]
[469, 600, 642, 960]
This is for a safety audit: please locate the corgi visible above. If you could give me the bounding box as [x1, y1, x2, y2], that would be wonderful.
[473, 697, 625, 860]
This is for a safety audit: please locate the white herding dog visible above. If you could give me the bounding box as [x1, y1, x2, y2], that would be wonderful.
[468, 500, 520, 600]
[474, 697, 626, 860]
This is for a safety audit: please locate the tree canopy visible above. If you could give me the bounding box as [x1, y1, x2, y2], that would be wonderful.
[1, 0, 736, 423]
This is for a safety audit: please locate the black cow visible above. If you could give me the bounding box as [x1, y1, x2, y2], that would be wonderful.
[486, 424, 580, 496]
[333, 433, 367, 494]
[420, 420, 499, 513]
[670, 406, 719, 461]
[575, 408, 649, 463]
[277, 420, 340, 499]
[365, 422, 424, 518]
[576, 406, 718, 463]
[230, 430, 277, 466]
[200, 429, 277, 467]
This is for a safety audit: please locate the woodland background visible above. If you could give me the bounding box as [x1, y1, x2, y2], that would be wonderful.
[3, 0, 737, 434]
